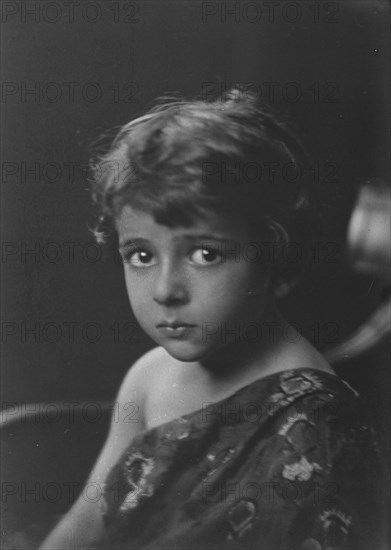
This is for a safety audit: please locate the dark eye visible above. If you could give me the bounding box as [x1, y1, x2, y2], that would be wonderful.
[123, 250, 154, 267]
[190, 247, 223, 265]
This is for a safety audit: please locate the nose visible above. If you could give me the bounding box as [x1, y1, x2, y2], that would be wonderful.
[153, 262, 189, 306]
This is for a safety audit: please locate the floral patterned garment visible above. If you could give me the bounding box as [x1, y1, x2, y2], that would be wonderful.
[97, 368, 385, 550]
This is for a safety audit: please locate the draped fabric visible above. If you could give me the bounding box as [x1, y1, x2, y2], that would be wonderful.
[97, 368, 383, 550]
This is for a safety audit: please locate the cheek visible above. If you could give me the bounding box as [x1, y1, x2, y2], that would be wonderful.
[195, 267, 268, 320]
[123, 272, 149, 310]
[123, 263, 270, 317]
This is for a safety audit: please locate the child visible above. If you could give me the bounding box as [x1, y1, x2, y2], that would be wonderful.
[40, 89, 383, 549]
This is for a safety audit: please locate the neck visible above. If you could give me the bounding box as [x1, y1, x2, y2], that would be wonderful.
[197, 307, 292, 382]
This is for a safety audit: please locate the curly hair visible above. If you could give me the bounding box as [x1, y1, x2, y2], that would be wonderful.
[90, 87, 318, 296]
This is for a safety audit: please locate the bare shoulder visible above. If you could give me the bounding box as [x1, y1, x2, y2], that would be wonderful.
[117, 347, 172, 411]
[132, 345, 173, 372]
[99, 347, 170, 453]
[122, 346, 172, 388]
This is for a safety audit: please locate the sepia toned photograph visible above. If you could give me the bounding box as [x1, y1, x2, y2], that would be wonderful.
[1, 1, 390, 548]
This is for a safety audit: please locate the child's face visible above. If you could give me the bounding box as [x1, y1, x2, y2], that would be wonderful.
[116, 204, 272, 363]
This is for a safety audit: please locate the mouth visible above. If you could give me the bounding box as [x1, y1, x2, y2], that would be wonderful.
[156, 321, 196, 338]
[156, 320, 195, 328]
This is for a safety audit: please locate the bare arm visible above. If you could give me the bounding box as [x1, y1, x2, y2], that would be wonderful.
[39, 348, 160, 550]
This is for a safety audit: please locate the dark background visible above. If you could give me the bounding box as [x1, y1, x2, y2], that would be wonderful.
[1, 0, 390, 545]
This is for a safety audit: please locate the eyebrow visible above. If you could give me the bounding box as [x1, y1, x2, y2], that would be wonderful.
[181, 234, 232, 243]
[118, 234, 233, 248]
[119, 237, 148, 249]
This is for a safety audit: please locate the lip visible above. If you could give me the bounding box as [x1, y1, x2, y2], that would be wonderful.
[156, 321, 196, 339]
[156, 321, 195, 328]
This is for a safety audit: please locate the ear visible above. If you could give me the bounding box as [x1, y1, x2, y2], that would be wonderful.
[272, 279, 296, 298]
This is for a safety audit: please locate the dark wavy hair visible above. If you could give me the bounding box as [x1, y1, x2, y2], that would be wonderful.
[90, 88, 318, 296]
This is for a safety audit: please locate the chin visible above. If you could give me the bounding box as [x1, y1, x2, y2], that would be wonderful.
[160, 340, 213, 363]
